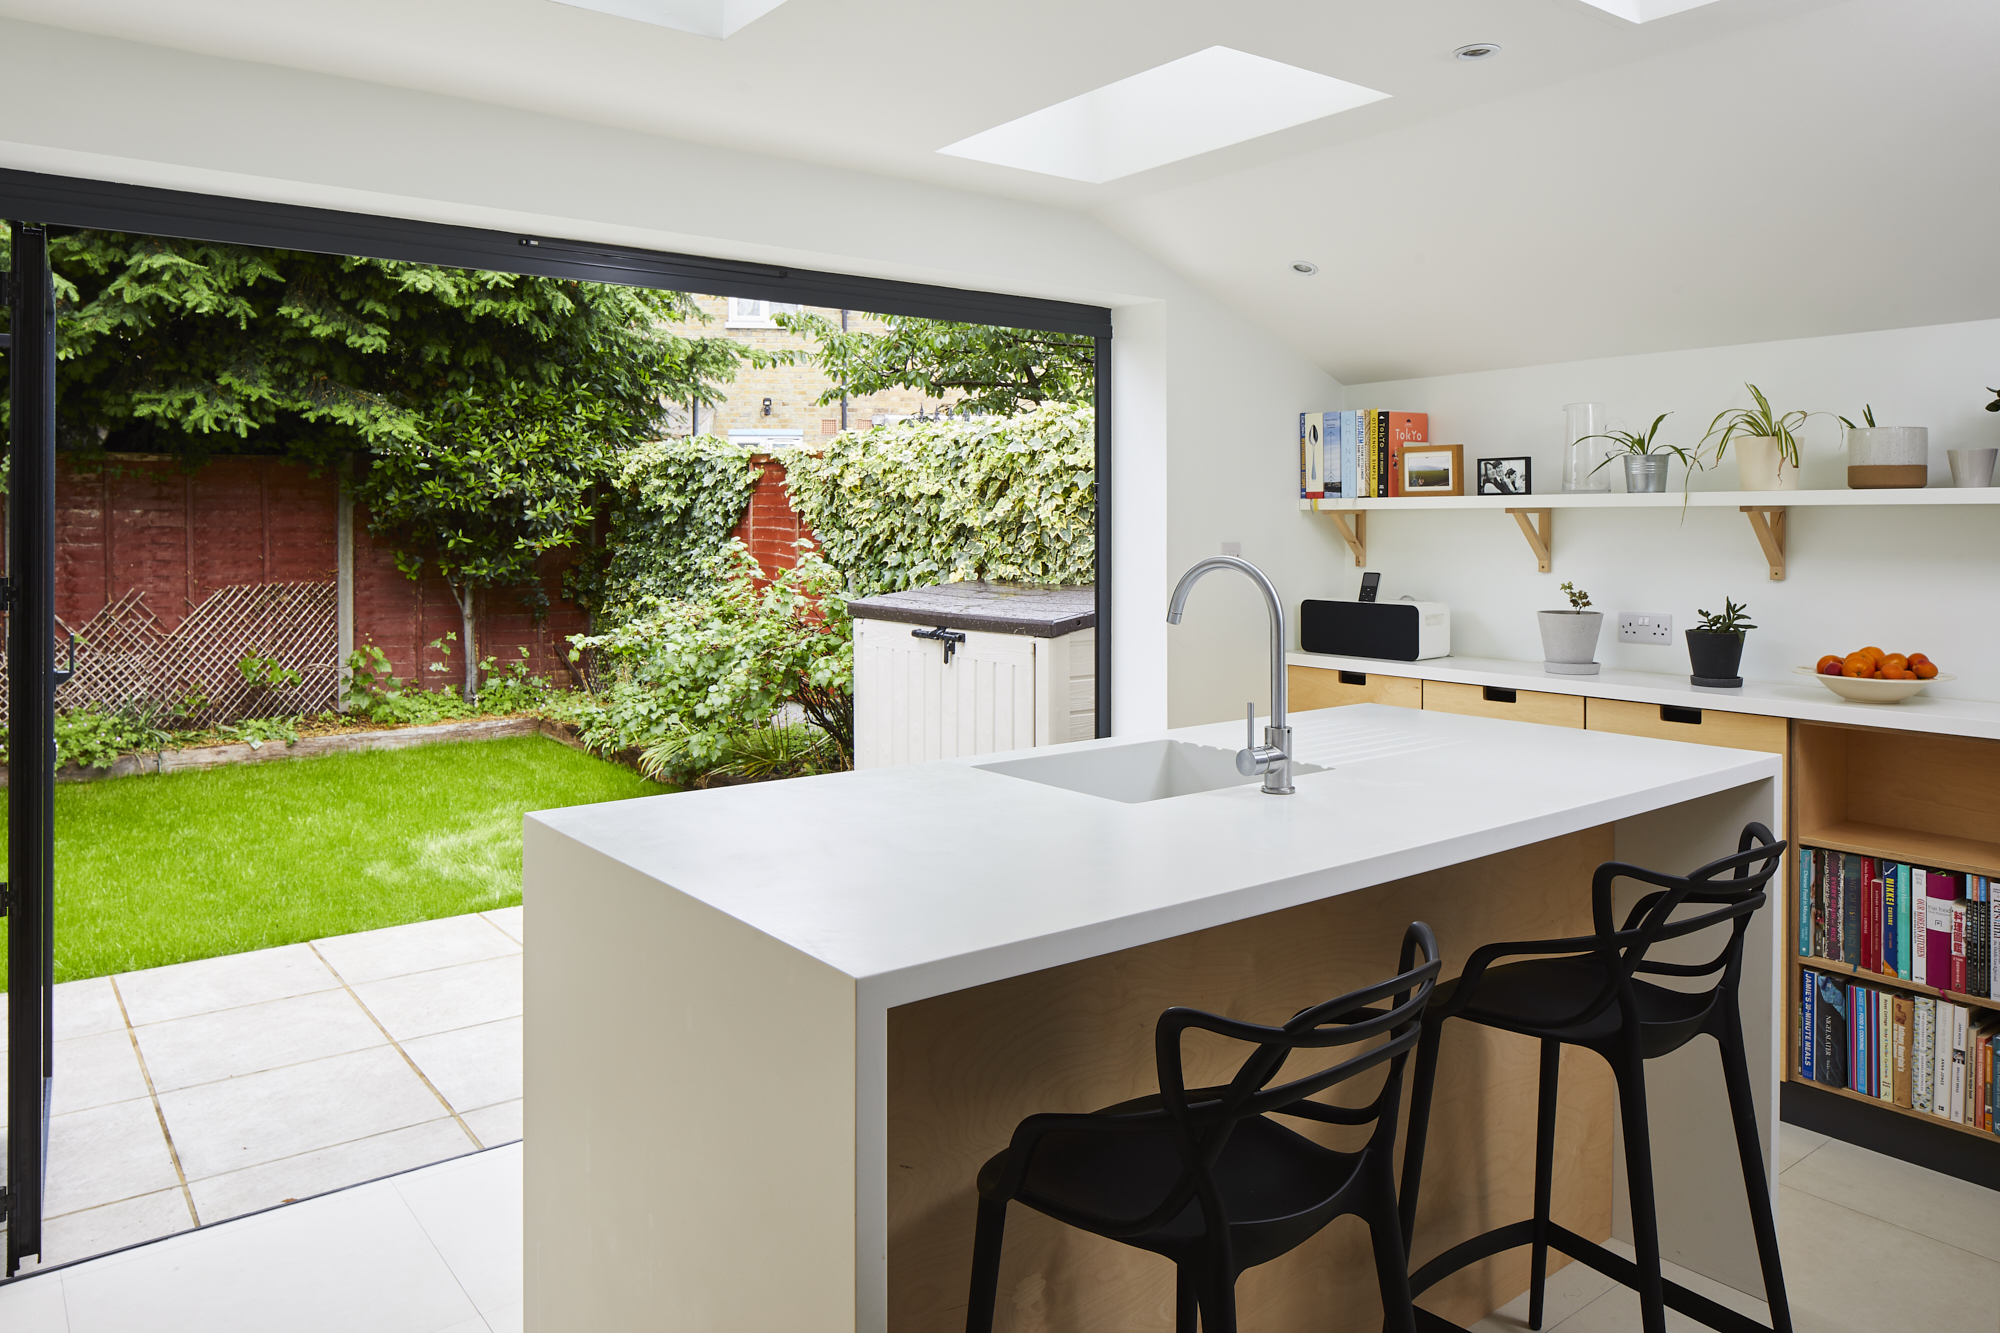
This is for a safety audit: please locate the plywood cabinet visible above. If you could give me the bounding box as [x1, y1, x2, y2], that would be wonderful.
[1584, 698, 1787, 755]
[1287, 664, 1420, 711]
[1421, 679, 1585, 729]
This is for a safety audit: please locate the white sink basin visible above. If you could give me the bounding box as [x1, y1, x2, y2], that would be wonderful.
[976, 739, 1324, 804]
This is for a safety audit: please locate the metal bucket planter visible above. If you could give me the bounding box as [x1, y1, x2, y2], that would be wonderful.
[1623, 455, 1668, 493]
[1539, 610, 1602, 676]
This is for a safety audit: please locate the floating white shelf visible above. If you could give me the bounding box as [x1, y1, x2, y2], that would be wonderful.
[1297, 487, 2000, 579]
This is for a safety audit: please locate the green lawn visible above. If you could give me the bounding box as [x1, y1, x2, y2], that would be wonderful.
[0, 735, 668, 985]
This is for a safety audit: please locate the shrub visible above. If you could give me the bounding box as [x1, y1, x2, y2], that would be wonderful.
[584, 434, 765, 627]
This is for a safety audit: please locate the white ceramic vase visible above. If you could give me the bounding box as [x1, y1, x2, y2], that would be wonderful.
[1538, 610, 1603, 676]
[1845, 426, 1928, 489]
[1734, 436, 1799, 492]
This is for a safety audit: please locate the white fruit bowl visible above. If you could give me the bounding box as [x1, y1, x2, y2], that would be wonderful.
[1792, 666, 1954, 704]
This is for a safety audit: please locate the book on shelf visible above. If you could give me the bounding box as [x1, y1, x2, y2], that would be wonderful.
[1800, 846, 1995, 1001]
[1307, 410, 1427, 501]
[1800, 974, 2000, 1133]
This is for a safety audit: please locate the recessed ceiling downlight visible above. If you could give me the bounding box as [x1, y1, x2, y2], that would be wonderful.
[938, 47, 1390, 184]
[1291, 261, 1319, 275]
[1454, 43, 1501, 61]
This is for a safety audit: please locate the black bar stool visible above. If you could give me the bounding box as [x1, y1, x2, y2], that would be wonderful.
[1397, 823, 1790, 1333]
[964, 922, 1442, 1333]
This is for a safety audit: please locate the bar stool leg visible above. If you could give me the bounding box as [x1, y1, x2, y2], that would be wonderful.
[1528, 1038, 1561, 1330]
[1175, 1266, 1198, 1333]
[1717, 1006, 1795, 1333]
[1368, 1161, 1419, 1333]
[1612, 1036, 1668, 1333]
[1398, 1013, 1446, 1254]
[964, 1197, 1008, 1333]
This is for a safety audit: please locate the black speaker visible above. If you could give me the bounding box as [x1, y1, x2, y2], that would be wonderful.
[1300, 599, 1450, 661]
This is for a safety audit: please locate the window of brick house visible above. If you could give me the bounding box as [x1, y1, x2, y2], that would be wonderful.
[726, 298, 799, 328]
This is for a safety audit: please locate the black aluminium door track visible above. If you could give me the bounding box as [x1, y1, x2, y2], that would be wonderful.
[5, 220, 59, 1276]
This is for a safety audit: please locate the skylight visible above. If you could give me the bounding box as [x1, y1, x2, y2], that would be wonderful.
[938, 47, 1390, 184]
[547, 0, 788, 40]
[1573, 0, 1726, 20]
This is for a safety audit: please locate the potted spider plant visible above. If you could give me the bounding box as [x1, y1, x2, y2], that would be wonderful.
[1701, 384, 1830, 491]
[1576, 412, 1702, 493]
[1838, 404, 1928, 489]
[1686, 597, 1755, 688]
[1538, 582, 1602, 676]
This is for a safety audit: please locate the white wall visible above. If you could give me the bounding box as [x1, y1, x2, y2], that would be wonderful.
[1325, 319, 2000, 698]
[0, 17, 1343, 735]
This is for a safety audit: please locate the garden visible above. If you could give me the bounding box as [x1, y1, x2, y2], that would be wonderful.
[0, 228, 1098, 979]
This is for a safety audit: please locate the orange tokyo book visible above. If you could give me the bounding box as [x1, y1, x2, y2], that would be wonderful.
[1386, 413, 1429, 499]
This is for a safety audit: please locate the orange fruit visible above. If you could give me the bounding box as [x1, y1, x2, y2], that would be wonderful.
[1816, 655, 1844, 676]
[1913, 660, 1939, 679]
[1882, 653, 1909, 672]
[1859, 646, 1887, 662]
[1842, 655, 1874, 678]
[1908, 653, 1932, 667]
[1879, 665, 1911, 680]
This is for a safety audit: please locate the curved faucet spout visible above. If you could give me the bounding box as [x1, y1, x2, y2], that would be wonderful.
[1165, 556, 1292, 794]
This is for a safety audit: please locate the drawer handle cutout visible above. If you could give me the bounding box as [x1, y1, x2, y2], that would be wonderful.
[1482, 686, 1518, 704]
[1339, 671, 1368, 686]
[1660, 705, 1703, 725]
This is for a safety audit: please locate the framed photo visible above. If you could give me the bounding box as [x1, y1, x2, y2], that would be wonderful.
[1400, 444, 1464, 497]
[1476, 456, 1532, 497]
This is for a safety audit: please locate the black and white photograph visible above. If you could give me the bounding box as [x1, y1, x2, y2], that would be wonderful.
[1477, 457, 1532, 496]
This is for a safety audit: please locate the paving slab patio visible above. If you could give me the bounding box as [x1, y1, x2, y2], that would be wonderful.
[0, 907, 524, 1269]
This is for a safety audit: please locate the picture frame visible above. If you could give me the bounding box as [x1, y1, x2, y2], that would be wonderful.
[1400, 443, 1464, 497]
[1476, 456, 1533, 497]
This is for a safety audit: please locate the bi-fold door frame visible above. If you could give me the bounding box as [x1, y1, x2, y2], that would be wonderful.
[0, 167, 1113, 1274]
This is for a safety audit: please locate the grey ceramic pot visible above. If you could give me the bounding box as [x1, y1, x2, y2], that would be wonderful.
[1623, 455, 1668, 493]
[1539, 610, 1602, 676]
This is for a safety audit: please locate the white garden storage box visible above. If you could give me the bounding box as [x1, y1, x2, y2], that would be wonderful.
[847, 582, 1095, 769]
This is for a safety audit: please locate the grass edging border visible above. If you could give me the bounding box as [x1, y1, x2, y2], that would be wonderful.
[0, 715, 600, 787]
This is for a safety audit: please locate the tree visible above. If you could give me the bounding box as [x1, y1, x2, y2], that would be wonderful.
[0, 229, 754, 465]
[773, 311, 1093, 416]
[357, 387, 623, 700]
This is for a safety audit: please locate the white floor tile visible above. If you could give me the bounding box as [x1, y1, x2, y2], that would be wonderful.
[40, 1189, 194, 1267]
[0, 1270, 69, 1332]
[53, 978, 126, 1041]
[353, 955, 521, 1042]
[189, 1119, 476, 1224]
[114, 945, 338, 1026]
[1782, 1137, 2000, 1264]
[49, 1031, 149, 1117]
[58, 1182, 479, 1333]
[479, 905, 523, 946]
[483, 1301, 523, 1333]
[1775, 1122, 1828, 1174]
[461, 1100, 522, 1148]
[429, 1319, 492, 1333]
[1469, 1253, 1619, 1332]
[43, 1098, 182, 1217]
[396, 1146, 522, 1315]
[403, 1018, 521, 1113]
[160, 1045, 446, 1181]
[1776, 1183, 2000, 1331]
[133, 989, 386, 1094]
[313, 915, 520, 987]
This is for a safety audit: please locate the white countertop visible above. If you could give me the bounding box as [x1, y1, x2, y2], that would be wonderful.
[529, 705, 1779, 1009]
[1289, 650, 2000, 741]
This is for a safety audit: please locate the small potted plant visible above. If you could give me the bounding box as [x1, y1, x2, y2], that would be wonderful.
[1687, 597, 1755, 688]
[1838, 404, 1928, 489]
[1701, 384, 1830, 491]
[1539, 582, 1602, 676]
[1576, 412, 1703, 493]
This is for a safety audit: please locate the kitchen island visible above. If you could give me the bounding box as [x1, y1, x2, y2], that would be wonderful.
[523, 704, 1783, 1332]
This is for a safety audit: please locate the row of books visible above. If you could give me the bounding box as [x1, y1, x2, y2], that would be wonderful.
[1298, 410, 1427, 501]
[1800, 971, 1997, 1131]
[1797, 845, 1998, 996]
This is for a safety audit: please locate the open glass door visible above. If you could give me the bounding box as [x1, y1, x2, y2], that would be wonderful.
[5, 219, 58, 1276]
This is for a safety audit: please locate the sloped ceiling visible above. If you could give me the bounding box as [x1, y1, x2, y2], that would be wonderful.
[2, 0, 1993, 380]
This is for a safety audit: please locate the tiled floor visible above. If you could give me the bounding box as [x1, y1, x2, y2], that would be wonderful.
[1, 1122, 1991, 1331]
[0, 907, 523, 1269]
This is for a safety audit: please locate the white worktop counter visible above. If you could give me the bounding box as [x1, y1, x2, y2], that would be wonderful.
[529, 704, 1779, 1009]
[1290, 649, 2000, 741]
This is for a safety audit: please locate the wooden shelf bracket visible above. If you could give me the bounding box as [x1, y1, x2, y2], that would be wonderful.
[1507, 508, 1553, 573]
[1741, 506, 1787, 581]
[1325, 509, 1366, 566]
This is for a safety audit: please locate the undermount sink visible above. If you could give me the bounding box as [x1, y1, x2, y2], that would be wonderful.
[976, 739, 1325, 804]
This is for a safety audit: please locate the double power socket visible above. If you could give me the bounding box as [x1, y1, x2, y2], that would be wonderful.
[1617, 612, 1674, 645]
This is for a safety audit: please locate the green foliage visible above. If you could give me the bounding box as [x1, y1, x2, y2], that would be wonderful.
[52, 704, 172, 771]
[339, 644, 560, 725]
[221, 716, 301, 748]
[783, 402, 1095, 595]
[1986, 388, 1999, 413]
[1694, 598, 1757, 636]
[1559, 582, 1592, 611]
[569, 540, 854, 782]
[584, 434, 765, 624]
[1580, 413, 1704, 480]
[1701, 384, 1830, 469]
[0, 229, 755, 466]
[637, 721, 841, 786]
[236, 651, 303, 690]
[1838, 405, 1879, 430]
[774, 311, 1094, 415]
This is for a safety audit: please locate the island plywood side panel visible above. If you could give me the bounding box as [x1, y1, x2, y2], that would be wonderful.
[886, 829, 1616, 1333]
[523, 820, 859, 1333]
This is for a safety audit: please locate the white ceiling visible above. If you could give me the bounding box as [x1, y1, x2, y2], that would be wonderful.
[4, 0, 1995, 382]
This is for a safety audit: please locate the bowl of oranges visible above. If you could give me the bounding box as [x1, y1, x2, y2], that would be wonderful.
[1794, 647, 1952, 704]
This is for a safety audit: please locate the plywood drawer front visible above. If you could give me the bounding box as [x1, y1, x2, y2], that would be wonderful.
[1421, 680, 1585, 729]
[1584, 698, 1787, 754]
[1288, 665, 1421, 711]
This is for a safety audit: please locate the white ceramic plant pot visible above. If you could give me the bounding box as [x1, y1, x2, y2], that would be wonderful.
[1538, 610, 1603, 676]
[1845, 426, 1928, 489]
[1734, 436, 1799, 492]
